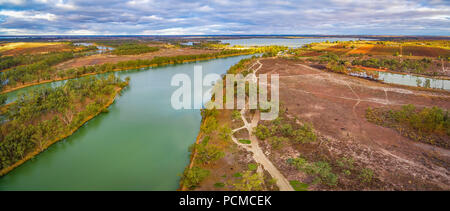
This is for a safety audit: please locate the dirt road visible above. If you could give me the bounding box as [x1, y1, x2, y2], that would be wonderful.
[230, 60, 294, 191]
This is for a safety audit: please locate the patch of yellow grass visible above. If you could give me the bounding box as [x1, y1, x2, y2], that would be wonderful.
[0, 42, 66, 52]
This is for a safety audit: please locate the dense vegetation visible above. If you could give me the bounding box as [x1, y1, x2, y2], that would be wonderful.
[180, 166, 210, 189]
[0, 75, 128, 172]
[288, 157, 338, 186]
[0, 45, 97, 71]
[112, 43, 159, 55]
[254, 114, 317, 150]
[352, 58, 433, 74]
[366, 105, 449, 148]
[1, 49, 254, 92]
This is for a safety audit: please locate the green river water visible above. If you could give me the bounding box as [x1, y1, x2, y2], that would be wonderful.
[0, 55, 253, 190]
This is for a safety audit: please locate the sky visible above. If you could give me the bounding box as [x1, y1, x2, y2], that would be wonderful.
[0, 0, 449, 36]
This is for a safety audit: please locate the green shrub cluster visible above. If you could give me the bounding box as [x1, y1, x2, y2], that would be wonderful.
[366, 105, 449, 148]
[287, 157, 338, 186]
[254, 117, 317, 149]
[112, 44, 159, 55]
[181, 166, 210, 189]
[352, 58, 432, 74]
[0, 75, 127, 170]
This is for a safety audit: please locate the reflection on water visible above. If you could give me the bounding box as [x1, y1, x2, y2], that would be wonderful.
[350, 70, 449, 90]
[378, 72, 449, 90]
[0, 55, 254, 190]
[74, 42, 114, 53]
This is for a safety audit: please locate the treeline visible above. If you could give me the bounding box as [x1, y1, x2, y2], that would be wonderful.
[352, 58, 433, 74]
[1, 52, 75, 88]
[366, 105, 449, 149]
[0, 75, 128, 172]
[0, 46, 103, 90]
[1, 49, 253, 92]
[112, 43, 159, 55]
[0, 45, 97, 71]
[257, 46, 288, 57]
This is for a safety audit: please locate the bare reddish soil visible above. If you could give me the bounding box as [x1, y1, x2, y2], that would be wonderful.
[402, 46, 450, 57]
[55, 47, 219, 70]
[256, 58, 450, 190]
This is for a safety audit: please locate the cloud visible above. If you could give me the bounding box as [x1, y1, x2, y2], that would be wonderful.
[0, 0, 448, 35]
[0, 10, 57, 21]
[0, 0, 25, 5]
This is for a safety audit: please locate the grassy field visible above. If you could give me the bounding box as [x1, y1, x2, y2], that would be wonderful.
[0, 42, 66, 52]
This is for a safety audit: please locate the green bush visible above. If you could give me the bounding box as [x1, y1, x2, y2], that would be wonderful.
[248, 163, 258, 171]
[200, 116, 218, 134]
[231, 171, 264, 191]
[288, 157, 338, 187]
[238, 139, 251, 144]
[269, 136, 288, 149]
[359, 168, 374, 183]
[366, 104, 449, 148]
[112, 44, 159, 55]
[289, 180, 309, 191]
[214, 182, 225, 188]
[193, 141, 225, 165]
[181, 167, 210, 189]
[254, 124, 271, 140]
[231, 110, 241, 120]
[293, 123, 317, 143]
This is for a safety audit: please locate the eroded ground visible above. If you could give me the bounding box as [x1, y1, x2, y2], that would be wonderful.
[256, 58, 450, 190]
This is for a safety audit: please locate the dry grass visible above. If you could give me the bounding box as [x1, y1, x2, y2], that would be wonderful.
[0, 42, 65, 51]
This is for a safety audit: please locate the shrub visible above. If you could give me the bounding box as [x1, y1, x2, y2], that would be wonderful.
[359, 168, 374, 183]
[289, 180, 309, 191]
[288, 157, 338, 186]
[218, 126, 232, 141]
[214, 182, 225, 188]
[269, 136, 288, 149]
[254, 125, 271, 140]
[279, 124, 294, 137]
[231, 171, 264, 191]
[239, 139, 251, 144]
[112, 43, 159, 55]
[231, 110, 241, 120]
[194, 142, 225, 165]
[200, 116, 218, 134]
[181, 167, 210, 189]
[248, 163, 258, 171]
[293, 123, 317, 143]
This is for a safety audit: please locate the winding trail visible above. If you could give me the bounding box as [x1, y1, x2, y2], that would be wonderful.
[230, 60, 294, 191]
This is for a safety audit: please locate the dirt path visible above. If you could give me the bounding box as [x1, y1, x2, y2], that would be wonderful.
[229, 60, 294, 191]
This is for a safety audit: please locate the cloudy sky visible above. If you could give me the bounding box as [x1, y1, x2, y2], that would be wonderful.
[0, 0, 449, 35]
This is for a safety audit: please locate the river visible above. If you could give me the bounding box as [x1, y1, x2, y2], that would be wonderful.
[0, 55, 253, 190]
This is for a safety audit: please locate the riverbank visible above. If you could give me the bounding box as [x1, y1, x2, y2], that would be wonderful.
[179, 57, 283, 191]
[0, 84, 127, 176]
[1, 52, 252, 95]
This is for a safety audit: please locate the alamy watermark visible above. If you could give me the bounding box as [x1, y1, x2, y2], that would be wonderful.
[170, 65, 279, 120]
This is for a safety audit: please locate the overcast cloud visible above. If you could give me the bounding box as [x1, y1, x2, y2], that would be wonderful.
[0, 0, 448, 35]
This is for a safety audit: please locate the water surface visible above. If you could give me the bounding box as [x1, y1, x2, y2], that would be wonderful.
[0, 55, 253, 190]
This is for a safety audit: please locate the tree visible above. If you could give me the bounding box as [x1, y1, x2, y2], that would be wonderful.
[181, 167, 210, 189]
[232, 171, 264, 191]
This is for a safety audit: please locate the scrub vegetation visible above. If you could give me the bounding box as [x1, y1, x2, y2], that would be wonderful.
[112, 43, 159, 55]
[293, 40, 450, 77]
[366, 105, 449, 149]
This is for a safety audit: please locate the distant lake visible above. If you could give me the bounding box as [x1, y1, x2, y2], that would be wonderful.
[220, 38, 373, 48]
